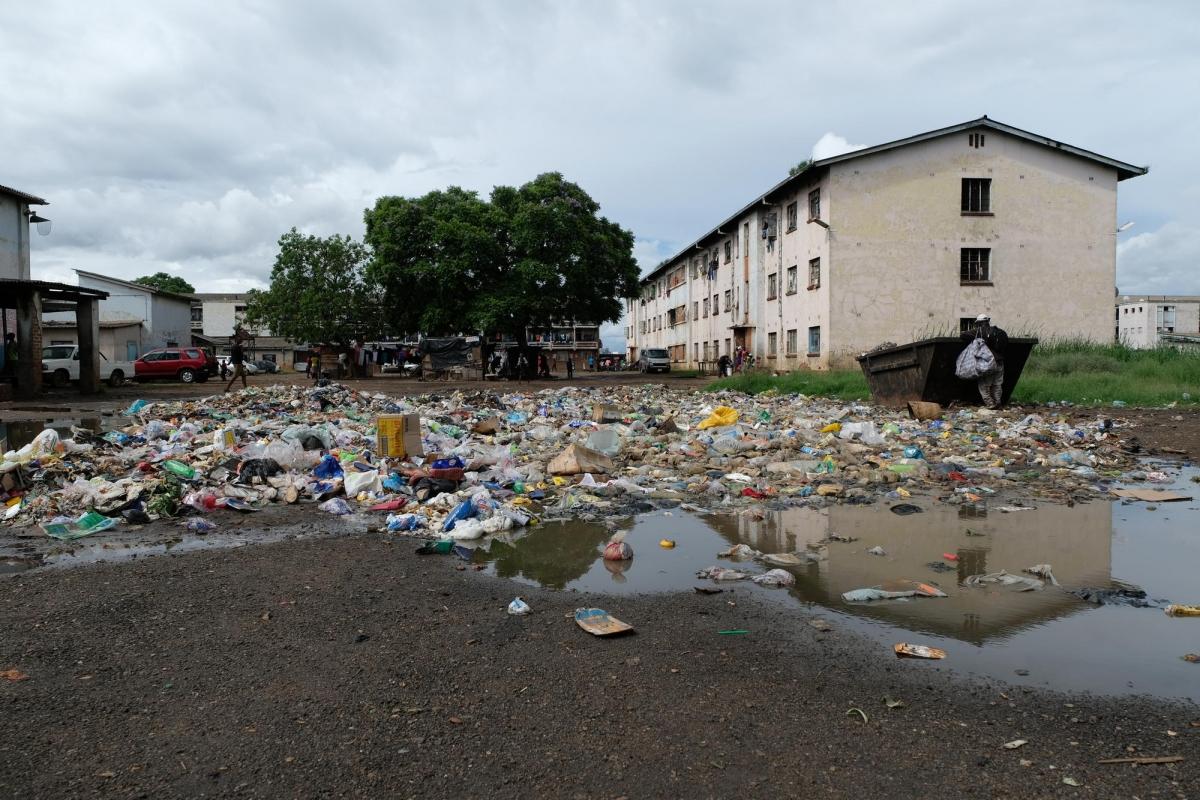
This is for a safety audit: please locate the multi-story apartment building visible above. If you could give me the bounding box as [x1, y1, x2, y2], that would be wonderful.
[1116, 295, 1200, 348]
[627, 117, 1146, 370]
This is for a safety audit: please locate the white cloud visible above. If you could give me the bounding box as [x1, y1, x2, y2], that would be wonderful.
[1117, 222, 1200, 294]
[811, 133, 869, 161]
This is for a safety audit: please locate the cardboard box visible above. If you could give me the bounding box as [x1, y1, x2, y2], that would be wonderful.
[375, 414, 424, 459]
[592, 404, 624, 423]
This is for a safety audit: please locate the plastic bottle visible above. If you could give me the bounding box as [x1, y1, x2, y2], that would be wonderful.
[162, 460, 195, 479]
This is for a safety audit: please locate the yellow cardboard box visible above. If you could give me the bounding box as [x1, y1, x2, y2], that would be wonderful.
[375, 414, 424, 458]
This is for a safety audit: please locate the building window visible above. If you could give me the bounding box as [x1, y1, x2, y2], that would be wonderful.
[962, 178, 991, 214]
[724, 240, 732, 263]
[808, 258, 821, 290]
[786, 265, 798, 295]
[1157, 305, 1176, 333]
[702, 342, 710, 360]
[808, 326, 821, 355]
[723, 290, 732, 312]
[724, 338, 731, 356]
[786, 329, 797, 355]
[959, 317, 977, 335]
[808, 189, 821, 221]
[694, 343, 699, 362]
[768, 332, 777, 356]
[767, 273, 778, 300]
[960, 248, 991, 283]
[693, 301, 699, 321]
[190, 307, 203, 322]
[968, 132, 986, 148]
[786, 202, 798, 232]
[703, 298, 709, 318]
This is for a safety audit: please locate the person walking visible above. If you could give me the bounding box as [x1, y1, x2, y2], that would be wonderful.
[972, 314, 1009, 408]
[566, 355, 574, 380]
[2, 332, 17, 385]
[224, 336, 248, 393]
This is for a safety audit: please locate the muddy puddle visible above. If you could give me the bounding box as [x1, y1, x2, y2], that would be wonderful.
[471, 464, 1200, 700]
[1, 417, 113, 451]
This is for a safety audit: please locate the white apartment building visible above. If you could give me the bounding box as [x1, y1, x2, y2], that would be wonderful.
[1116, 295, 1200, 348]
[627, 117, 1146, 370]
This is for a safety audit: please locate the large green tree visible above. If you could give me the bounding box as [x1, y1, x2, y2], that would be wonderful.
[364, 172, 640, 344]
[135, 272, 195, 295]
[244, 229, 377, 343]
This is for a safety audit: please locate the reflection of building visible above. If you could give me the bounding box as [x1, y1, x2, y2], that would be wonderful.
[492, 322, 600, 353]
[628, 117, 1146, 370]
[706, 502, 1113, 645]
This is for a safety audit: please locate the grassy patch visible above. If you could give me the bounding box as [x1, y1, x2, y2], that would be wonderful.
[705, 341, 1200, 407]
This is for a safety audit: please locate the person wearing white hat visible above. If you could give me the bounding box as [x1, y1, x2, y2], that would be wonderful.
[972, 314, 1009, 407]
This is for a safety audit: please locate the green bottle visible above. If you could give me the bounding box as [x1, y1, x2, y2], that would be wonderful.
[162, 460, 195, 480]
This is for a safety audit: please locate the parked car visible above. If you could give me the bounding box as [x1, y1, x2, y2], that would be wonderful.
[638, 348, 671, 374]
[41, 345, 134, 388]
[253, 359, 279, 374]
[134, 347, 215, 384]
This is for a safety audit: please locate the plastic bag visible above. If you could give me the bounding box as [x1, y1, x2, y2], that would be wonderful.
[319, 498, 353, 515]
[314, 454, 344, 479]
[751, 568, 796, 586]
[29, 428, 61, 456]
[955, 338, 997, 379]
[507, 597, 532, 615]
[697, 406, 739, 430]
[344, 469, 382, 496]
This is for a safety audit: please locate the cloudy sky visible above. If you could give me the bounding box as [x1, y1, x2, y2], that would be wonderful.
[3, 1, 1196, 347]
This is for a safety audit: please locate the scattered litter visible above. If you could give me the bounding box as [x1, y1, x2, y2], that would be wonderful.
[889, 504, 923, 515]
[884, 697, 905, 709]
[1003, 739, 1028, 750]
[697, 566, 752, 581]
[1062, 777, 1081, 787]
[41, 511, 118, 541]
[693, 586, 724, 595]
[893, 643, 947, 660]
[1, 669, 30, 682]
[964, 571, 1044, 592]
[574, 607, 633, 637]
[809, 619, 833, 632]
[1184, 654, 1200, 663]
[1024, 564, 1058, 585]
[1165, 605, 1200, 617]
[183, 518, 217, 534]
[751, 568, 795, 587]
[843, 580, 947, 602]
[507, 597, 531, 616]
[846, 707, 868, 723]
[1111, 488, 1191, 502]
[867, 546, 887, 556]
[718, 544, 760, 560]
[1097, 756, 1184, 765]
[717, 629, 749, 635]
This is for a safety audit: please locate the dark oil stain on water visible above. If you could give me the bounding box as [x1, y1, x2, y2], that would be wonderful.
[472, 464, 1200, 701]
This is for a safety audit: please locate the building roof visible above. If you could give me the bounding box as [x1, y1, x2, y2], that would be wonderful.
[1117, 295, 1200, 305]
[0, 279, 107, 311]
[642, 116, 1149, 284]
[192, 292, 251, 303]
[74, 269, 196, 304]
[0, 183, 48, 205]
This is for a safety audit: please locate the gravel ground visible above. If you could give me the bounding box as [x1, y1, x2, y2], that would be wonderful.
[2, 532, 1196, 799]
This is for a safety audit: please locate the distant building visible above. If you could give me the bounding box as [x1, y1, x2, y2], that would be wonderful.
[189, 293, 298, 367]
[490, 322, 601, 360]
[628, 117, 1147, 370]
[0, 183, 48, 282]
[1116, 295, 1200, 349]
[190, 293, 255, 337]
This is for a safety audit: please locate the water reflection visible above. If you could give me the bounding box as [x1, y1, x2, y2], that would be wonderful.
[0, 418, 106, 451]
[708, 502, 1113, 645]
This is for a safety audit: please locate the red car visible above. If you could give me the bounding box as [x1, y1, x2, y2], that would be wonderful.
[133, 347, 216, 384]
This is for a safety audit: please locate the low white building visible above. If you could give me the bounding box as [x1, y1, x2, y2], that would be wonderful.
[1116, 295, 1200, 348]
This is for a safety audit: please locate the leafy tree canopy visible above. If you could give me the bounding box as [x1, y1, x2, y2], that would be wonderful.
[364, 172, 639, 343]
[788, 159, 813, 177]
[244, 229, 380, 344]
[135, 272, 195, 295]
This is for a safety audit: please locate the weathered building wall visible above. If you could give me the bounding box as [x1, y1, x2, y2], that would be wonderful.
[0, 194, 30, 281]
[828, 134, 1118, 366]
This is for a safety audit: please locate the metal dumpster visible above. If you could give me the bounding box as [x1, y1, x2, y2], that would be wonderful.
[855, 336, 1038, 408]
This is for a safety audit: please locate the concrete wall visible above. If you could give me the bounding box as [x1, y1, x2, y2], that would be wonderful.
[0, 194, 30, 281]
[201, 300, 249, 336]
[40, 324, 144, 361]
[1118, 300, 1200, 348]
[828, 132, 1118, 366]
[151, 294, 193, 347]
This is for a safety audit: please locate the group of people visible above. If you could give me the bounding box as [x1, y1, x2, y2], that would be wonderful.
[487, 349, 598, 381]
[715, 345, 754, 378]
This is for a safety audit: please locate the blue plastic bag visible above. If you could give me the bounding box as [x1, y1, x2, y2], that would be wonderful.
[441, 499, 476, 532]
[314, 454, 344, 479]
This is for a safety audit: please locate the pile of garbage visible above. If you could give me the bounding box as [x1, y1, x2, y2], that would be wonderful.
[1, 382, 1141, 541]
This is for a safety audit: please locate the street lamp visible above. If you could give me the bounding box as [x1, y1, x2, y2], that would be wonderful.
[27, 211, 52, 235]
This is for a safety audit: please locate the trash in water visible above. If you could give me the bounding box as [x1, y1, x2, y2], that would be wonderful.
[658, 538, 676, 549]
[718, 543, 760, 560]
[1024, 564, 1058, 585]
[867, 546, 887, 556]
[507, 597, 532, 616]
[751, 568, 796, 587]
[415, 540, 454, 555]
[963, 571, 1044, 592]
[693, 587, 724, 595]
[889, 504, 923, 515]
[843, 580, 948, 602]
[1165, 604, 1200, 617]
[603, 531, 633, 561]
[697, 566, 752, 581]
[893, 643, 947, 660]
[1110, 488, 1192, 502]
[1069, 586, 1160, 607]
[574, 607, 634, 636]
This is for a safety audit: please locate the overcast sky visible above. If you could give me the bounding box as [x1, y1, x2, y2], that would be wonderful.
[3, 1, 1196, 348]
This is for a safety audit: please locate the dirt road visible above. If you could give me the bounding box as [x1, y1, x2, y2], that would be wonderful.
[2, 532, 1196, 799]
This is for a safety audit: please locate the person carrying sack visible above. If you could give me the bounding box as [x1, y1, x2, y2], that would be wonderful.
[956, 314, 1008, 408]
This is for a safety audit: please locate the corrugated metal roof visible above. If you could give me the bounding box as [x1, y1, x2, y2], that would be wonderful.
[0, 183, 49, 204]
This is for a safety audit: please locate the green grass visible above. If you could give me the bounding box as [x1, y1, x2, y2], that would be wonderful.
[706, 341, 1200, 407]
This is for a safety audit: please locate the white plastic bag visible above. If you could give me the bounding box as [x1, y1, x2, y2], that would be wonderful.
[955, 338, 997, 380]
[507, 597, 531, 615]
[344, 470, 382, 496]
